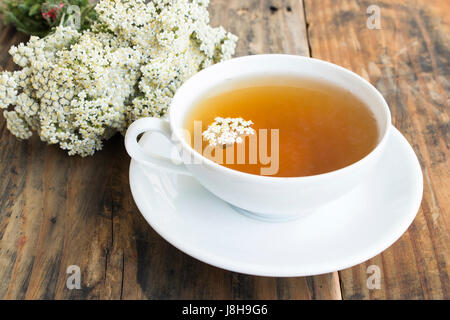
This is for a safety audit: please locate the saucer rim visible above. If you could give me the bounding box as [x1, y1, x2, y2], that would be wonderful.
[129, 127, 423, 277]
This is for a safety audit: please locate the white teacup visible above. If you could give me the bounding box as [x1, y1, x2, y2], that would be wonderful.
[125, 54, 391, 221]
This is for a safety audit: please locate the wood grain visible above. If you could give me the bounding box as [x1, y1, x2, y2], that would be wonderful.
[0, 0, 341, 300]
[1, 0, 448, 300]
[304, 0, 449, 299]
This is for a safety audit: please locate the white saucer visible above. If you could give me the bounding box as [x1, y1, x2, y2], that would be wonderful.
[129, 127, 423, 277]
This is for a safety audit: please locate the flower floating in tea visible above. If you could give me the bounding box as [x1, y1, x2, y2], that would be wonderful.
[203, 117, 255, 147]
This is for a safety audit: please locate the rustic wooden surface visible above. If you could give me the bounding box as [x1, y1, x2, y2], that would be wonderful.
[0, 0, 448, 299]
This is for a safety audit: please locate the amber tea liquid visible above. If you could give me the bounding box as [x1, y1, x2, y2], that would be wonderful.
[184, 77, 379, 177]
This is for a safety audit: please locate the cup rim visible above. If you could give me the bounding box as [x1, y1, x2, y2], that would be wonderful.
[170, 54, 392, 182]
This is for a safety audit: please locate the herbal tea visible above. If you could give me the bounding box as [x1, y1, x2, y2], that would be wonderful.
[184, 78, 379, 177]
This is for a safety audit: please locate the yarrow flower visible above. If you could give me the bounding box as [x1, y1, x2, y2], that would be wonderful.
[0, 0, 238, 156]
[203, 117, 255, 147]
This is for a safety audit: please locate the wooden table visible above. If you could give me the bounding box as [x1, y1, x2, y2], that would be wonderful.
[0, 0, 448, 300]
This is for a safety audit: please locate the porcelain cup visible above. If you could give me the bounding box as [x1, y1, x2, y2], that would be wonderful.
[125, 54, 391, 221]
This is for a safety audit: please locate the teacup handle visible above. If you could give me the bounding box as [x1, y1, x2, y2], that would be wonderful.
[125, 117, 191, 175]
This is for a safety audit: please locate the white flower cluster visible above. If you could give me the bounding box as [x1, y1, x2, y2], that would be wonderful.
[0, 0, 237, 156]
[203, 117, 255, 146]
